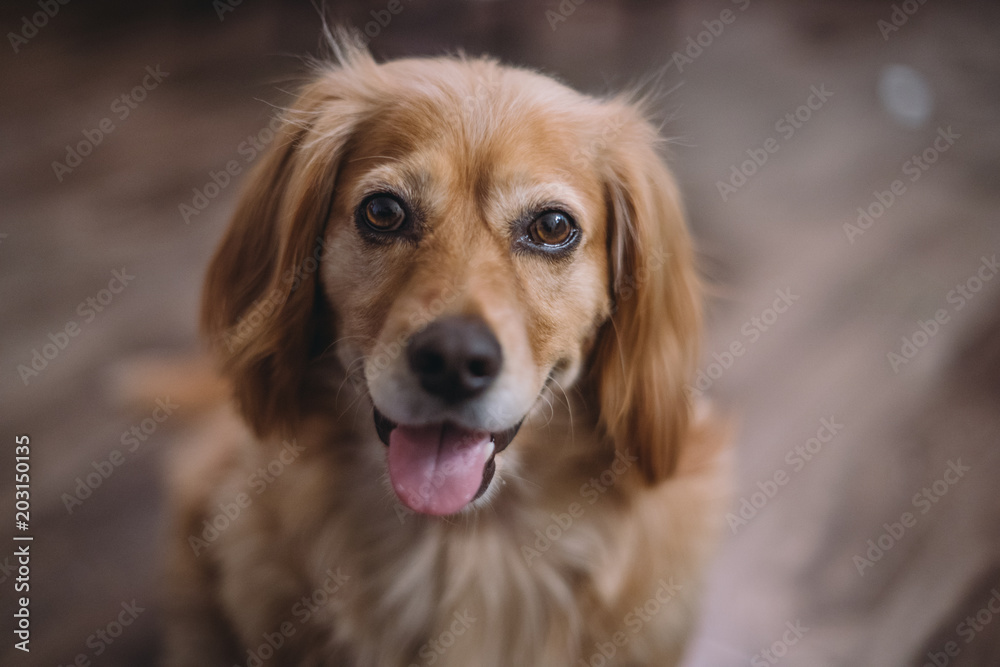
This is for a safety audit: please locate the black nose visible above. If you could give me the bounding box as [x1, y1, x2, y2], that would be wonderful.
[406, 316, 503, 403]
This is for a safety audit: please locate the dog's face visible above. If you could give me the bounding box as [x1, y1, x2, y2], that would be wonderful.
[321, 69, 615, 514]
[203, 46, 701, 516]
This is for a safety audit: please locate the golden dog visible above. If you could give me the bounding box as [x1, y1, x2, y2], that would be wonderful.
[165, 37, 728, 667]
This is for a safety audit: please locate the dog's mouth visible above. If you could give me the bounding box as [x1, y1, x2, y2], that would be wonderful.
[373, 408, 522, 516]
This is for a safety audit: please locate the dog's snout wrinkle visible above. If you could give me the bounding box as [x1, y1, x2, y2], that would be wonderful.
[407, 316, 503, 403]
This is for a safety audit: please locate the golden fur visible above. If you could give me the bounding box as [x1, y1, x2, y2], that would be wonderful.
[165, 40, 728, 667]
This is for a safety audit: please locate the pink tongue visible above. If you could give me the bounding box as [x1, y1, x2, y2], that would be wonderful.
[387, 423, 494, 516]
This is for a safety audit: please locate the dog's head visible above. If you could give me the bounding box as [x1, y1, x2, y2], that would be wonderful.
[202, 44, 700, 516]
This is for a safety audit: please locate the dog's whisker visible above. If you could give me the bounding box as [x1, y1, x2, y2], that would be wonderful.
[549, 376, 576, 443]
[350, 395, 369, 422]
[538, 391, 556, 426]
[496, 468, 542, 491]
[347, 389, 372, 419]
[328, 333, 377, 345]
[333, 352, 366, 379]
[346, 154, 405, 164]
[319, 333, 379, 359]
[333, 357, 367, 404]
[336, 380, 371, 421]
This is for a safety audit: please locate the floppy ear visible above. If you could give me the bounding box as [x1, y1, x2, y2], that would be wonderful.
[588, 105, 702, 484]
[201, 68, 366, 439]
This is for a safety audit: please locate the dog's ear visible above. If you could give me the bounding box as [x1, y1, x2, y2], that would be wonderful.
[588, 104, 702, 484]
[201, 63, 368, 439]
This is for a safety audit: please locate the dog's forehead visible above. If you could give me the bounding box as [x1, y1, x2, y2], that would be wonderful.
[339, 67, 606, 224]
[350, 60, 602, 164]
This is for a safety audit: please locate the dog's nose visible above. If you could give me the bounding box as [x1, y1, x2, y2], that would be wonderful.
[407, 316, 503, 403]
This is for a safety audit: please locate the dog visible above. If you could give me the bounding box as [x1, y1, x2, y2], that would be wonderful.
[164, 37, 729, 667]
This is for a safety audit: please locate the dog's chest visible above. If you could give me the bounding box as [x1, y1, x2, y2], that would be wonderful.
[291, 486, 613, 666]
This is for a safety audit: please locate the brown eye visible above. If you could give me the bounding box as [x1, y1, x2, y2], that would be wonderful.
[528, 211, 575, 247]
[362, 194, 406, 232]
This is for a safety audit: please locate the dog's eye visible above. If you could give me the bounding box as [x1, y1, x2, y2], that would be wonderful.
[361, 194, 407, 232]
[528, 211, 576, 248]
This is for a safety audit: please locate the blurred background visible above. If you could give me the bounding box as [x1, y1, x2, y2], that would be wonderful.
[1, 0, 998, 665]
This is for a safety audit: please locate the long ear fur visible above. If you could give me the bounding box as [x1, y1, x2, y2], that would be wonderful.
[589, 104, 702, 484]
[201, 47, 373, 438]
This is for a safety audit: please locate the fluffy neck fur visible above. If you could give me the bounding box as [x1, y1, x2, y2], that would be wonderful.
[175, 373, 721, 667]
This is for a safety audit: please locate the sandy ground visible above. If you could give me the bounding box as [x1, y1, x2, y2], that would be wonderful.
[1, 1, 998, 665]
